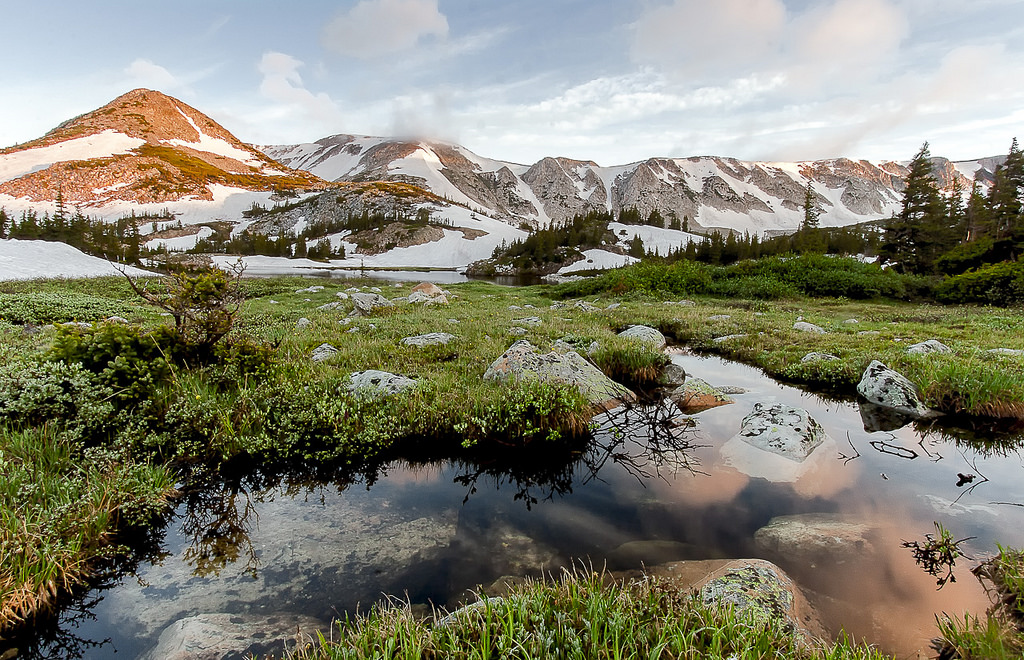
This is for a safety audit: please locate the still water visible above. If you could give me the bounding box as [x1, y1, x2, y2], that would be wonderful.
[26, 353, 1024, 659]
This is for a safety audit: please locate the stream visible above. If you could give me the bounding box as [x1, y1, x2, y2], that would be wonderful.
[22, 352, 1024, 659]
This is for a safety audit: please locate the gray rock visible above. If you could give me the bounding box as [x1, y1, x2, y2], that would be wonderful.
[617, 325, 667, 350]
[508, 305, 522, 310]
[800, 352, 838, 363]
[906, 339, 951, 355]
[345, 287, 361, 293]
[105, 315, 130, 324]
[335, 291, 349, 300]
[669, 378, 733, 414]
[857, 330, 880, 336]
[716, 386, 748, 395]
[793, 321, 826, 334]
[483, 340, 635, 411]
[295, 317, 312, 330]
[734, 403, 826, 462]
[140, 612, 325, 660]
[661, 363, 687, 387]
[295, 285, 324, 294]
[370, 286, 382, 293]
[508, 326, 528, 336]
[754, 513, 876, 564]
[346, 326, 361, 334]
[350, 292, 393, 316]
[606, 303, 621, 310]
[348, 370, 416, 396]
[843, 318, 859, 324]
[698, 559, 826, 644]
[856, 360, 931, 418]
[708, 314, 731, 321]
[310, 343, 338, 363]
[317, 301, 345, 311]
[513, 316, 543, 326]
[401, 332, 456, 347]
[711, 334, 747, 344]
[61, 321, 93, 330]
[988, 348, 1024, 357]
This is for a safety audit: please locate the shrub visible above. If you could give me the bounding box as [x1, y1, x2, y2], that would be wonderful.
[0, 360, 114, 438]
[935, 261, 1024, 306]
[0, 292, 130, 325]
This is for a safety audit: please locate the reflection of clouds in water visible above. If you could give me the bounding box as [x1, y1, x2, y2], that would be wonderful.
[381, 461, 447, 487]
[652, 464, 750, 508]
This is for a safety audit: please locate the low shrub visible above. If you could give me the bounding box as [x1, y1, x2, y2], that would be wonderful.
[934, 261, 1024, 306]
[0, 292, 130, 325]
[0, 360, 115, 440]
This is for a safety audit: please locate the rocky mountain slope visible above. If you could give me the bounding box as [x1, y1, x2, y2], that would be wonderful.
[0, 89, 326, 213]
[264, 136, 1003, 235]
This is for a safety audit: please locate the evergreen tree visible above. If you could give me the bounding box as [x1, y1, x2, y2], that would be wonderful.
[801, 182, 820, 231]
[881, 142, 945, 273]
[987, 137, 1024, 248]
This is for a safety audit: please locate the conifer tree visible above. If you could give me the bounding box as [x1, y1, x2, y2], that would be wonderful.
[881, 142, 945, 273]
[802, 182, 820, 231]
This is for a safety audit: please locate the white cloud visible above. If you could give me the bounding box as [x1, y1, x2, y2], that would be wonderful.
[124, 59, 189, 94]
[257, 51, 344, 127]
[322, 0, 448, 59]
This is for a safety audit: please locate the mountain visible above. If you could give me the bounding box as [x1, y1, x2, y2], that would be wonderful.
[263, 136, 1003, 235]
[0, 89, 326, 211]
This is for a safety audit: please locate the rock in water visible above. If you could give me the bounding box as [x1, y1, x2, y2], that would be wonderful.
[734, 403, 826, 462]
[483, 340, 635, 411]
[140, 612, 325, 660]
[856, 360, 931, 418]
[661, 362, 687, 387]
[668, 378, 733, 414]
[617, 324, 667, 349]
[754, 513, 876, 564]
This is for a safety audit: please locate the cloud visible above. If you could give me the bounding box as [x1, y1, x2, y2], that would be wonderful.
[322, 0, 448, 59]
[257, 51, 344, 127]
[124, 59, 189, 94]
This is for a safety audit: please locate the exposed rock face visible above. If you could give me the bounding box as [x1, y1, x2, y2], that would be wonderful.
[483, 340, 635, 411]
[906, 339, 951, 355]
[669, 378, 733, 414]
[734, 403, 826, 462]
[754, 513, 877, 564]
[401, 332, 455, 347]
[617, 325, 667, 350]
[349, 370, 417, 396]
[140, 612, 325, 660]
[522, 157, 608, 224]
[856, 360, 931, 418]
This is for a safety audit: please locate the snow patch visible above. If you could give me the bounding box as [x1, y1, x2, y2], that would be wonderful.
[0, 238, 152, 281]
[0, 130, 146, 184]
[558, 249, 638, 274]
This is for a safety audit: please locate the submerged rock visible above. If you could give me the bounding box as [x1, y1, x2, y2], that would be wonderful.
[669, 378, 732, 414]
[483, 340, 635, 411]
[349, 370, 417, 396]
[858, 401, 915, 432]
[140, 612, 325, 660]
[856, 360, 931, 418]
[754, 513, 877, 565]
[734, 403, 826, 462]
[617, 325, 667, 350]
[906, 339, 951, 355]
[401, 332, 456, 347]
[513, 316, 543, 326]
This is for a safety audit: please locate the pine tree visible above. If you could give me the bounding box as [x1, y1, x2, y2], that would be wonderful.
[802, 182, 820, 231]
[987, 137, 1024, 249]
[881, 142, 945, 273]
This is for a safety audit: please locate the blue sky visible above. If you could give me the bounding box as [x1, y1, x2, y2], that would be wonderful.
[2, 0, 1022, 165]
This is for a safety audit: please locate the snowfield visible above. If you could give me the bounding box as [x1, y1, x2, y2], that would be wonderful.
[558, 249, 638, 274]
[0, 130, 146, 184]
[0, 239, 152, 281]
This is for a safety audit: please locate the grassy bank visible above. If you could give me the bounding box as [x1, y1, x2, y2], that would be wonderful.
[292, 568, 891, 660]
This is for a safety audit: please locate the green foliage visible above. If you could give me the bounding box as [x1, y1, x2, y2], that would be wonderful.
[901, 522, 973, 587]
[591, 343, 670, 388]
[0, 292, 131, 325]
[0, 360, 115, 438]
[0, 425, 174, 629]
[934, 260, 1024, 306]
[486, 210, 616, 273]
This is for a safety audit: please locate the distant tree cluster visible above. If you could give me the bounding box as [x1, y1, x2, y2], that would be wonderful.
[492, 210, 617, 272]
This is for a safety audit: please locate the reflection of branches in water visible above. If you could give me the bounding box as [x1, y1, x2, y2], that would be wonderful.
[177, 480, 262, 578]
[902, 522, 975, 589]
[916, 416, 1024, 458]
[870, 435, 919, 460]
[451, 401, 705, 510]
[951, 451, 990, 506]
[838, 432, 861, 465]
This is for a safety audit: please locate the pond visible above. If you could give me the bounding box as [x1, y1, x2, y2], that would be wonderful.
[22, 353, 1024, 659]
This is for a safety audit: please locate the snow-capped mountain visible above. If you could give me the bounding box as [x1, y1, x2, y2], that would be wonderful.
[264, 135, 1002, 235]
[0, 89, 326, 219]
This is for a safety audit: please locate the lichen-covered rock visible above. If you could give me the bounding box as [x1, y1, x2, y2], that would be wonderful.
[734, 403, 826, 462]
[708, 314, 731, 321]
[987, 348, 1024, 357]
[295, 285, 324, 294]
[348, 370, 416, 396]
[711, 334, 747, 343]
[856, 360, 931, 418]
[317, 301, 345, 311]
[754, 514, 876, 564]
[401, 332, 455, 347]
[483, 340, 635, 411]
[513, 316, 543, 326]
[295, 317, 311, 330]
[697, 559, 827, 644]
[350, 292, 393, 316]
[140, 612, 325, 660]
[906, 339, 951, 355]
[408, 290, 448, 305]
[617, 325, 667, 349]
[800, 352, 838, 363]
[793, 321, 826, 334]
[508, 326, 528, 336]
[661, 363, 687, 387]
[669, 377, 732, 414]
[310, 343, 338, 363]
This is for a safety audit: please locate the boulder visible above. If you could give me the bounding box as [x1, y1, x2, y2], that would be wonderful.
[856, 360, 931, 418]
[408, 290, 449, 305]
[335, 291, 350, 300]
[348, 370, 416, 396]
[669, 378, 733, 414]
[987, 348, 1024, 357]
[483, 340, 635, 411]
[513, 316, 543, 326]
[661, 363, 687, 387]
[350, 292, 393, 316]
[696, 559, 827, 644]
[800, 352, 838, 363]
[734, 403, 826, 462]
[754, 513, 876, 564]
[140, 612, 324, 660]
[906, 339, 951, 355]
[711, 334, 747, 344]
[708, 314, 731, 321]
[793, 321, 826, 334]
[294, 317, 311, 330]
[412, 282, 444, 297]
[401, 332, 455, 347]
[617, 325, 667, 350]
[310, 343, 338, 363]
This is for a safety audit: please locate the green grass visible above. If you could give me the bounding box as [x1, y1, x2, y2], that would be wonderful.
[0, 425, 174, 629]
[293, 568, 893, 660]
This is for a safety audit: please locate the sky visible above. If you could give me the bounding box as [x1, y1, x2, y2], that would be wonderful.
[1, 0, 1023, 166]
